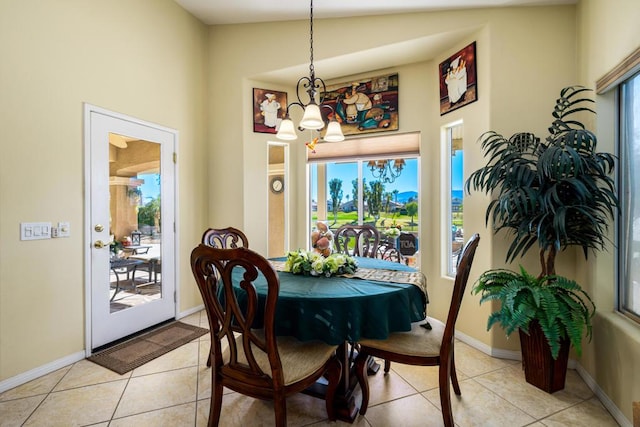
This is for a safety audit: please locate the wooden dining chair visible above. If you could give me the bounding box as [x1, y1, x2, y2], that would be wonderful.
[191, 245, 342, 427]
[334, 224, 380, 258]
[376, 242, 403, 264]
[354, 233, 480, 427]
[201, 226, 250, 367]
[201, 226, 249, 249]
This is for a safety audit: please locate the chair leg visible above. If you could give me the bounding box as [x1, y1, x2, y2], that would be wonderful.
[209, 377, 224, 427]
[439, 362, 455, 427]
[207, 351, 212, 368]
[450, 348, 461, 395]
[273, 392, 287, 427]
[324, 357, 342, 421]
[384, 359, 391, 373]
[354, 351, 370, 415]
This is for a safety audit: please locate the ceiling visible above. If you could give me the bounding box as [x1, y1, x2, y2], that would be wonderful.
[174, 0, 575, 26]
[174, 0, 576, 85]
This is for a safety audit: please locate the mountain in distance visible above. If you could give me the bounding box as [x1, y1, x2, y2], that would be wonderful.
[395, 191, 418, 204]
[392, 190, 463, 204]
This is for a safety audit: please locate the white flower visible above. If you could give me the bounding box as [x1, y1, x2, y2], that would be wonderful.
[284, 249, 357, 277]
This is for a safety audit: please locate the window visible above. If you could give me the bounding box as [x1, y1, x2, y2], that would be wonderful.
[443, 122, 464, 276]
[308, 134, 420, 265]
[618, 71, 640, 322]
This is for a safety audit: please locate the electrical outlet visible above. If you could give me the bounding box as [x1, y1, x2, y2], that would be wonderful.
[58, 222, 70, 237]
[51, 226, 59, 238]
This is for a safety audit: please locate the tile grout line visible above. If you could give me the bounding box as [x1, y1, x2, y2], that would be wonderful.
[21, 364, 75, 426]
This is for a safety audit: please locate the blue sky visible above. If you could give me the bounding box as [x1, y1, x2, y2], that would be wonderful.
[138, 154, 464, 203]
[452, 152, 464, 190]
[327, 159, 418, 194]
[311, 154, 464, 199]
[139, 173, 160, 203]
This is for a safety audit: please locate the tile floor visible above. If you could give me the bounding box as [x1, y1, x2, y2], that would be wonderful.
[0, 310, 620, 426]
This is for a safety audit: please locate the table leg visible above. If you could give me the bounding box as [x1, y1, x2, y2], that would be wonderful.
[110, 269, 120, 301]
[302, 342, 360, 423]
[132, 265, 140, 293]
[333, 342, 360, 422]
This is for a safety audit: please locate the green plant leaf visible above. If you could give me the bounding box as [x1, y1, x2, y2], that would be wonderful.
[472, 267, 596, 359]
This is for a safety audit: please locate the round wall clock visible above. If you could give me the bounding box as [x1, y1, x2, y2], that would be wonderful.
[270, 176, 284, 194]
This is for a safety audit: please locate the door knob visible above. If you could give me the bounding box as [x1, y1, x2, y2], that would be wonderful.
[94, 224, 104, 232]
[94, 240, 106, 249]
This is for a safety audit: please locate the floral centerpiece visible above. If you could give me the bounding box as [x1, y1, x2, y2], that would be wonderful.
[384, 221, 402, 239]
[283, 250, 357, 277]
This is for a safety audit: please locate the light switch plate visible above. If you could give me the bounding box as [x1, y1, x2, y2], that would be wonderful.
[20, 222, 52, 240]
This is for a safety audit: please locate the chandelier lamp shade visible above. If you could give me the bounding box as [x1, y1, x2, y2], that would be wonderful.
[367, 159, 406, 183]
[276, 0, 344, 143]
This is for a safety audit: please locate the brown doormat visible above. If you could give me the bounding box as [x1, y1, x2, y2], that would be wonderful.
[87, 321, 209, 374]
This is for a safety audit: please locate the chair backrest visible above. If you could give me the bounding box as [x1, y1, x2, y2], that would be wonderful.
[442, 233, 480, 349]
[201, 227, 249, 249]
[376, 245, 403, 264]
[334, 224, 380, 257]
[190, 244, 284, 388]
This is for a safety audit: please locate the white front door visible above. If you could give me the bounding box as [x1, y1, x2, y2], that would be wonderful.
[85, 105, 177, 350]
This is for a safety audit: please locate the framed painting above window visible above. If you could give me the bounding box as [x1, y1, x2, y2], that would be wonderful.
[253, 88, 287, 134]
[439, 42, 478, 115]
[322, 73, 399, 137]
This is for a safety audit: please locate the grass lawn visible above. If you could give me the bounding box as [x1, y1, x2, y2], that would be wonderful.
[312, 211, 419, 232]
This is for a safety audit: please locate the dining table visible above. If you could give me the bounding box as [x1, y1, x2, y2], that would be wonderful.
[237, 255, 429, 422]
[109, 258, 144, 301]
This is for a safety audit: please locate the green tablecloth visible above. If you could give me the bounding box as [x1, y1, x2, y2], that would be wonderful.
[236, 257, 428, 345]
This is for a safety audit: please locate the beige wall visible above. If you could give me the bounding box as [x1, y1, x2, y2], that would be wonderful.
[1, 0, 639, 423]
[576, 0, 640, 422]
[208, 5, 577, 352]
[0, 0, 209, 380]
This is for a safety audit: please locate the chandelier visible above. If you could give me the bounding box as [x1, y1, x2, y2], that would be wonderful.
[276, 0, 344, 143]
[367, 159, 406, 183]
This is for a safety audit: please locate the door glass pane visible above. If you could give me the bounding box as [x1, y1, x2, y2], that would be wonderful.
[108, 134, 162, 312]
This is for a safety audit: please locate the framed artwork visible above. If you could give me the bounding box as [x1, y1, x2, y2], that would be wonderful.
[439, 42, 477, 115]
[253, 88, 288, 134]
[321, 73, 399, 137]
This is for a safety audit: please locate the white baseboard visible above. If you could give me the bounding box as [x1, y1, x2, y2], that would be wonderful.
[177, 304, 204, 320]
[0, 351, 85, 394]
[0, 315, 631, 427]
[575, 363, 632, 427]
[453, 327, 522, 361]
[0, 305, 206, 394]
[452, 322, 631, 426]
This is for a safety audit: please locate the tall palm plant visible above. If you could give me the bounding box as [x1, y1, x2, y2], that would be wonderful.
[466, 86, 619, 276]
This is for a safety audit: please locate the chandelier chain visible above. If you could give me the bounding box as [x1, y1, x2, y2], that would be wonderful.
[309, 0, 315, 79]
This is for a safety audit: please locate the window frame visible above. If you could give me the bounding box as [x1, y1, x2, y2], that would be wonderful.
[308, 140, 421, 266]
[617, 70, 640, 324]
[441, 120, 463, 278]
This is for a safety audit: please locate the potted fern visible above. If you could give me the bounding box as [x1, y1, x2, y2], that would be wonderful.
[465, 86, 618, 392]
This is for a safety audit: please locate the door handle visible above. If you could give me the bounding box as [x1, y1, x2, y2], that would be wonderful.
[94, 240, 107, 249]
